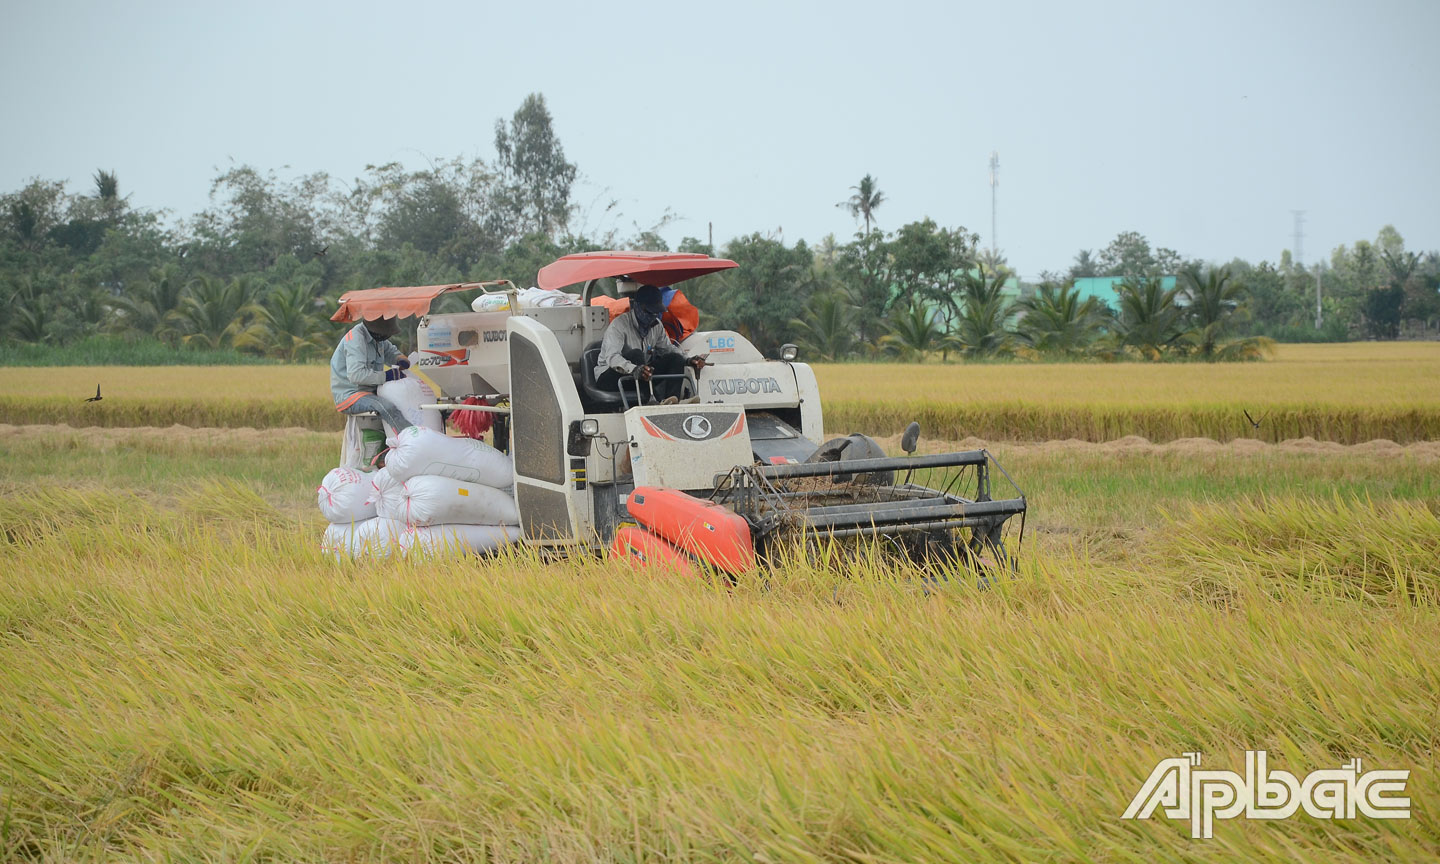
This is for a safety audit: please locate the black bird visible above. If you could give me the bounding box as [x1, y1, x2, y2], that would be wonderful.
[1243, 409, 1266, 431]
[314, 245, 329, 258]
[84, 384, 102, 403]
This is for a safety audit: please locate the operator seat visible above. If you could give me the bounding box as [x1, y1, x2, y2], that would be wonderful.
[580, 341, 624, 409]
[579, 340, 699, 410]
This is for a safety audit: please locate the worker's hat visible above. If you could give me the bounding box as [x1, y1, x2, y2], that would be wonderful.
[364, 316, 400, 337]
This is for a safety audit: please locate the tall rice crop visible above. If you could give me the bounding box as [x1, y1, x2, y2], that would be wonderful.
[1, 487, 1437, 861]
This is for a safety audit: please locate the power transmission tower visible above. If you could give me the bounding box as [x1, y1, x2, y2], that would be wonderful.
[1291, 210, 1306, 268]
[988, 152, 1000, 254]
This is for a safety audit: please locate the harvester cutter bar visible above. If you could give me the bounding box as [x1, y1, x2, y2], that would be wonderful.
[754, 451, 989, 480]
[796, 496, 1027, 531]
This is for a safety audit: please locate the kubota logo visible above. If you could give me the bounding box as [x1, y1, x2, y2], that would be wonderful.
[708, 377, 781, 396]
[682, 415, 712, 439]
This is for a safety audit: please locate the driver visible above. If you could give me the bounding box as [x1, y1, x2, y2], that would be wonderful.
[595, 281, 706, 404]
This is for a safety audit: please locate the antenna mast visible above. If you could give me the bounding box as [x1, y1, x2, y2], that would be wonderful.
[988, 151, 1000, 254]
[1291, 210, 1306, 268]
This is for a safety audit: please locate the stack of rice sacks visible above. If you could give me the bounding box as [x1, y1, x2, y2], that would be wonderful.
[320, 426, 521, 559]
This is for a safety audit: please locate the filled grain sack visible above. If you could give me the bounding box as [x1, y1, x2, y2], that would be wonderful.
[376, 376, 443, 436]
[400, 523, 523, 557]
[378, 474, 520, 527]
[384, 426, 513, 488]
[364, 467, 401, 514]
[317, 467, 377, 524]
[321, 517, 407, 559]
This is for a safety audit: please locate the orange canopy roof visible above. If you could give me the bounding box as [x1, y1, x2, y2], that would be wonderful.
[330, 283, 488, 322]
[537, 251, 737, 291]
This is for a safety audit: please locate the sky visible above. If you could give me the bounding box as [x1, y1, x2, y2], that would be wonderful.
[3, 0, 1438, 280]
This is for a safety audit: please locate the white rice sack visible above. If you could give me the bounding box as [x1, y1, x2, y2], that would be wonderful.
[378, 474, 520, 527]
[317, 467, 377, 524]
[471, 293, 511, 312]
[364, 467, 401, 512]
[320, 517, 407, 559]
[400, 523, 522, 558]
[376, 377, 443, 436]
[516, 286, 580, 308]
[340, 414, 366, 471]
[384, 426, 513, 488]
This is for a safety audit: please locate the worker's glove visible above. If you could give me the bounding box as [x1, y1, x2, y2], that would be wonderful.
[394, 357, 411, 370]
[384, 368, 405, 382]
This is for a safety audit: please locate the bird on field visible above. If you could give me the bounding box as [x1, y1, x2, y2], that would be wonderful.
[84, 384, 102, 403]
[1243, 409, 1266, 432]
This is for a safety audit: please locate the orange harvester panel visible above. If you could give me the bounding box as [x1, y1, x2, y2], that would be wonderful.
[610, 525, 698, 577]
[626, 487, 755, 574]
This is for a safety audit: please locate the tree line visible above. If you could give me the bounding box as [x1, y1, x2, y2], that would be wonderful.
[3, 93, 1437, 363]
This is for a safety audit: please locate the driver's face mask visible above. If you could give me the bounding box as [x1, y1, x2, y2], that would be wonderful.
[633, 304, 662, 333]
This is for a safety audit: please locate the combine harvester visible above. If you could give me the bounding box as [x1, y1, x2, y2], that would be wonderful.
[331, 251, 1026, 576]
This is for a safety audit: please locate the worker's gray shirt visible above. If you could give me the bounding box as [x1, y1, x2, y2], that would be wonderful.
[595, 311, 681, 378]
[330, 322, 401, 408]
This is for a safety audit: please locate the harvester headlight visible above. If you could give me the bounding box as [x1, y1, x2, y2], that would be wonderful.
[580, 419, 600, 438]
[780, 343, 799, 362]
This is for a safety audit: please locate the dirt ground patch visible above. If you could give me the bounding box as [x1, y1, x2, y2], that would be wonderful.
[0, 423, 328, 447]
[871, 431, 1440, 461]
[4, 423, 1437, 462]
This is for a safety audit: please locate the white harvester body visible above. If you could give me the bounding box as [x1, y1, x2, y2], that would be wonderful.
[330, 252, 1025, 568]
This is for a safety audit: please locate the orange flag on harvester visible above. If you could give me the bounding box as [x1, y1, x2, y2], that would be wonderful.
[661, 289, 698, 343]
[591, 289, 700, 345]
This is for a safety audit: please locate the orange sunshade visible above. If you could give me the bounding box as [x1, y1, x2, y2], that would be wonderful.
[537, 251, 736, 291]
[330, 283, 483, 322]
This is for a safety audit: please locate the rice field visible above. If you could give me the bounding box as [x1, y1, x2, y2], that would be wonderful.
[1, 342, 1438, 861]
[1, 342, 1438, 442]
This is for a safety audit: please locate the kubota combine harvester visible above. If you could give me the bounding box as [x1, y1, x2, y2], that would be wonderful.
[331, 251, 1026, 576]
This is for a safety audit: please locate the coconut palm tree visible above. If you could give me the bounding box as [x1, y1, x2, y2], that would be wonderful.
[880, 300, 947, 361]
[1179, 265, 1273, 361]
[93, 169, 119, 202]
[236, 279, 333, 360]
[5, 279, 53, 343]
[1018, 280, 1106, 355]
[108, 266, 186, 340]
[1115, 276, 1183, 359]
[165, 275, 266, 350]
[950, 272, 1016, 358]
[978, 247, 1012, 279]
[838, 174, 885, 234]
[789, 288, 858, 361]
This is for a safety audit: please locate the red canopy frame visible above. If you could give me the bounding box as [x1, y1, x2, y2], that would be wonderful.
[330, 281, 511, 322]
[537, 251, 737, 292]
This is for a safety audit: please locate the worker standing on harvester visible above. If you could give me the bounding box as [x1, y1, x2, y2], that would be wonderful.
[330, 315, 412, 433]
[595, 282, 706, 404]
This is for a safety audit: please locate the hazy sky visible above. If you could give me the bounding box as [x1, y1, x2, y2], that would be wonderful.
[3, 0, 1437, 279]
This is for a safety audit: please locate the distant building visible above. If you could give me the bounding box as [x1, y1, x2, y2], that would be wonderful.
[1071, 275, 1179, 311]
